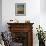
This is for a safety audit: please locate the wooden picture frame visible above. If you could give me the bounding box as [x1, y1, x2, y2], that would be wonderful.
[15, 3, 26, 16]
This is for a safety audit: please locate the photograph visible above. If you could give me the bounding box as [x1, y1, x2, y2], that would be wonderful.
[15, 3, 26, 16]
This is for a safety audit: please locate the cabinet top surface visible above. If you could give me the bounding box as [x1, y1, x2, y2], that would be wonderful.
[7, 23, 34, 25]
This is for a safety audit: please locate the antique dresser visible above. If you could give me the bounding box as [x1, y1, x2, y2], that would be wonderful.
[7, 23, 34, 46]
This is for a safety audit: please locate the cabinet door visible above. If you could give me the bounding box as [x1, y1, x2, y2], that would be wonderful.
[11, 32, 28, 46]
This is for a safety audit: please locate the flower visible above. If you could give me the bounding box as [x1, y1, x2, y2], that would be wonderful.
[36, 25, 45, 41]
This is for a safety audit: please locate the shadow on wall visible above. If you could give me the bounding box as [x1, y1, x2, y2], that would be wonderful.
[0, 0, 2, 32]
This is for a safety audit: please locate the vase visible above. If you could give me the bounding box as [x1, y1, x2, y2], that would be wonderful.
[39, 40, 45, 46]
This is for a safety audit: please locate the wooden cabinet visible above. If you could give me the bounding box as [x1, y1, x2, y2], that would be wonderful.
[7, 23, 34, 46]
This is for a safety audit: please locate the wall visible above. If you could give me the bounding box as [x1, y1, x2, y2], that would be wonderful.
[40, 0, 46, 31]
[2, 0, 40, 31]
[40, 0, 46, 13]
[0, 0, 2, 32]
[2, 0, 46, 46]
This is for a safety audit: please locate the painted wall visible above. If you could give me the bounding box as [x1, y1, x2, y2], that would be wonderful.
[40, 0, 46, 31]
[2, 0, 40, 31]
[40, 0, 46, 13]
[2, 0, 46, 46]
[0, 0, 2, 32]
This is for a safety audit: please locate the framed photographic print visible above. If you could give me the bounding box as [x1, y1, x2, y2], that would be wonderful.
[15, 3, 26, 16]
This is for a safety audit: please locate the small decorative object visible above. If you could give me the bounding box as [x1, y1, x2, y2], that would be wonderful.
[9, 19, 14, 23]
[9, 19, 19, 23]
[10, 20, 13, 21]
[14, 19, 19, 23]
[15, 3, 26, 16]
[36, 25, 45, 46]
[25, 17, 30, 23]
[25, 20, 30, 23]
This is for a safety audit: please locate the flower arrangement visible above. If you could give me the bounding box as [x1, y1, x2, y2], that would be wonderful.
[36, 25, 45, 42]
